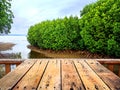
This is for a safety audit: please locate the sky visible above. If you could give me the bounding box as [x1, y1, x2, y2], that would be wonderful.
[10, 0, 97, 35]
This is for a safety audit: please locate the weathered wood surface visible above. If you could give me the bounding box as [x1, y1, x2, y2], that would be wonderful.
[62, 60, 84, 90]
[38, 60, 61, 90]
[13, 60, 48, 90]
[74, 60, 110, 90]
[86, 60, 120, 90]
[98, 59, 120, 77]
[0, 59, 36, 90]
[0, 59, 120, 90]
[97, 59, 120, 64]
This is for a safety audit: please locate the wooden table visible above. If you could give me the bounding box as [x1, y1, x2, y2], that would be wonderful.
[0, 59, 120, 90]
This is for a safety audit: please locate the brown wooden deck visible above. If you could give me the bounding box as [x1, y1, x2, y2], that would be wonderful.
[0, 59, 120, 90]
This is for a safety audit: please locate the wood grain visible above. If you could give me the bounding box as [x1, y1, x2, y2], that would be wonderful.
[13, 60, 48, 90]
[86, 60, 120, 90]
[74, 60, 110, 90]
[38, 60, 61, 90]
[0, 59, 36, 90]
[62, 60, 85, 90]
[5, 64, 11, 74]
[0, 59, 120, 90]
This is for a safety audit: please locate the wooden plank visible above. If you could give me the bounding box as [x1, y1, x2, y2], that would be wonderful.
[86, 60, 120, 90]
[97, 59, 120, 64]
[5, 64, 11, 74]
[13, 60, 48, 90]
[119, 66, 120, 77]
[62, 60, 85, 90]
[108, 65, 114, 72]
[37, 60, 61, 90]
[0, 59, 23, 64]
[74, 60, 110, 90]
[16, 63, 21, 67]
[0, 59, 36, 90]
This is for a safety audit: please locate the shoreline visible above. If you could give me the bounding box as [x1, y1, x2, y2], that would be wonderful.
[0, 42, 15, 51]
[0, 42, 15, 58]
[27, 45, 111, 58]
[0, 42, 113, 59]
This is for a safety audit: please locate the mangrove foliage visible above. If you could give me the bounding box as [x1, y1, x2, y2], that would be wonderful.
[27, 0, 120, 57]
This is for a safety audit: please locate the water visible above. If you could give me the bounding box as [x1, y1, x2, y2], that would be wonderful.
[0, 35, 47, 59]
[0, 36, 45, 78]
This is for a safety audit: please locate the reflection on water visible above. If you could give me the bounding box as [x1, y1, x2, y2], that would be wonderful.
[0, 36, 48, 59]
[0, 64, 5, 78]
[10, 52, 22, 58]
[29, 51, 48, 58]
[0, 36, 49, 78]
[0, 36, 30, 59]
[0, 52, 22, 59]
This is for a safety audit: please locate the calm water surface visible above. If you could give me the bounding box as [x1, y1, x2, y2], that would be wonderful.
[0, 36, 48, 78]
[0, 36, 47, 59]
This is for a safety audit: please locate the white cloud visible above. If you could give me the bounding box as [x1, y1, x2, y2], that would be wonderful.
[10, 0, 97, 34]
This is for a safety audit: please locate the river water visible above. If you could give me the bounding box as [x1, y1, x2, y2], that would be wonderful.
[0, 35, 47, 59]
